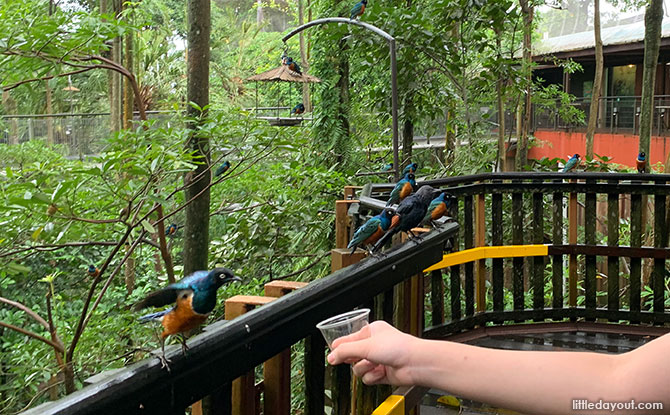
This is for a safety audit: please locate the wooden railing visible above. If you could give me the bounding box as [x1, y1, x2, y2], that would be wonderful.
[22, 215, 457, 415]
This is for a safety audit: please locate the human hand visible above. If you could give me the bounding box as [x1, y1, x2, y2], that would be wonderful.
[327, 320, 419, 385]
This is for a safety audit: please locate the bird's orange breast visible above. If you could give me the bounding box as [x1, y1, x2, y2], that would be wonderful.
[161, 293, 209, 338]
[399, 182, 412, 200]
[363, 226, 384, 246]
[431, 203, 447, 220]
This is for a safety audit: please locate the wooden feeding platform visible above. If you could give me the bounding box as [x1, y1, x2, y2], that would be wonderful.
[246, 65, 320, 126]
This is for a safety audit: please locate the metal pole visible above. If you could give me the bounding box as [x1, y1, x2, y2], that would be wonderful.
[390, 39, 399, 180]
[283, 17, 399, 180]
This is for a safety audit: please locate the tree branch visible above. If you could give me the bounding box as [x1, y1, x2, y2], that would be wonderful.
[0, 296, 50, 330]
[0, 321, 64, 353]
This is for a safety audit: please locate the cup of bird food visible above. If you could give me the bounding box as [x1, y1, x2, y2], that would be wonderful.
[316, 308, 370, 349]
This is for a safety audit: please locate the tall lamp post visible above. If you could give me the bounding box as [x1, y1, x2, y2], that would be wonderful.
[282, 18, 400, 180]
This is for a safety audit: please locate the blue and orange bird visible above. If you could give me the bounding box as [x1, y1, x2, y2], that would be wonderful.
[215, 160, 231, 177]
[636, 152, 647, 173]
[562, 154, 580, 172]
[423, 192, 453, 226]
[386, 173, 416, 206]
[165, 223, 178, 237]
[291, 103, 305, 116]
[347, 209, 394, 254]
[381, 162, 393, 172]
[350, 0, 367, 19]
[402, 162, 418, 176]
[87, 265, 99, 278]
[135, 268, 241, 368]
[285, 57, 302, 75]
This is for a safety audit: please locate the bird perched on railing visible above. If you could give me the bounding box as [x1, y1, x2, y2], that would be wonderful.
[214, 160, 230, 177]
[636, 152, 646, 173]
[285, 57, 302, 75]
[135, 268, 241, 368]
[373, 186, 440, 253]
[88, 265, 100, 278]
[348, 209, 394, 254]
[562, 154, 580, 172]
[350, 0, 367, 19]
[291, 103, 305, 116]
[386, 173, 416, 206]
[165, 223, 178, 237]
[402, 162, 418, 176]
[423, 192, 453, 226]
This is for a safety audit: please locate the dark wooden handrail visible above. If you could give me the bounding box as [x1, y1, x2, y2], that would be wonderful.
[22, 223, 458, 415]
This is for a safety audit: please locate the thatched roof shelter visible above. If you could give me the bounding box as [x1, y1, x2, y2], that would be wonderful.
[247, 65, 321, 83]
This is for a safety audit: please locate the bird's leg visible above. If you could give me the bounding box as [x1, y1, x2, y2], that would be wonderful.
[177, 334, 189, 355]
[158, 337, 171, 372]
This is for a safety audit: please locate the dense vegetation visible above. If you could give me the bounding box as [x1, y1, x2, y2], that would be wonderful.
[0, 0, 663, 413]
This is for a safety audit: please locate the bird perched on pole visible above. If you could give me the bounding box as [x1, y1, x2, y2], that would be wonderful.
[285, 57, 302, 75]
[381, 162, 394, 172]
[562, 154, 580, 172]
[373, 186, 440, 253]
[386, 173, 416, 206]
[291, 103, 305, 116]
[214, 161, 231, 177]
[135, 268, 241, 368]
[87, 265, 100, 278]
[165, 223, 178, 237]
[347, 209, 394, 254]
[350, 0, 367, 19]
[402, 162, 418, 176]
[636, 152, 647, 173]
[423, 192, 453, 226]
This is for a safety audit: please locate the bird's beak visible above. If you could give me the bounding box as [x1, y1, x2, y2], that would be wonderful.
[226, 276, 243, 284]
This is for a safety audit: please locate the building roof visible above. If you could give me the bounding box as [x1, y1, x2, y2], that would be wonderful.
[535, 19, 670, 57]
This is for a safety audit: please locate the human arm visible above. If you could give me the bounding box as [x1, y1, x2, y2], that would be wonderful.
[327, 321, 670, 415]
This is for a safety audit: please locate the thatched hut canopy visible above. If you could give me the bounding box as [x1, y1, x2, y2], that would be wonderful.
[246, 65, 321, 83]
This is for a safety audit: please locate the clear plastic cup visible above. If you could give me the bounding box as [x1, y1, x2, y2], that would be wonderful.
[316, 308, 370, 349]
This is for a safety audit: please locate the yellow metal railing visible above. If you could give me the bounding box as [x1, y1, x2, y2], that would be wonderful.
[372, 395, 405, 415]
[423, 244, 549, 272]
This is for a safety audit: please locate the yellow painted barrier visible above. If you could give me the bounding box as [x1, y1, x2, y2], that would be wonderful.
[424, 245, 549, 272]
[372, 395, 405, 415]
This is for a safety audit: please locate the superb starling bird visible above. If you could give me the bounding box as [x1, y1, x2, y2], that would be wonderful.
[373, 186, 440, 252]
[636, 152, 646, 173]
[562, 154, 580, 172]
[386, 173, 416, 206]
[347, 209, 394, 254]
[285, 57, 302, 75]
[135, 268, 241, 368]
[215, 161, 231, 177]
[291, 103, 305, 116]
[402, 162, 418, 176]
[350, 0, 367, 19]
[165, 223, 178, 237]
[88, 265, 100, 278]
[423, 192, 453, 226]
[381, 162, 393, 172]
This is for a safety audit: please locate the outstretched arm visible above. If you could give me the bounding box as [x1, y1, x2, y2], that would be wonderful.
[328, 321, 670, 415]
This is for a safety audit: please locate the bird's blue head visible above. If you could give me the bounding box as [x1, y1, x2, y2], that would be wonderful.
[572, 153, 580, 159]
[638, 152, 646, 160]
[286, 57, 294, 65]
[379, 209, 394, 230]
[361, 0, 368, 4]
[409, 162, 418, 172]
[88, 264, 97, 273]
[210, 267, 241, 288]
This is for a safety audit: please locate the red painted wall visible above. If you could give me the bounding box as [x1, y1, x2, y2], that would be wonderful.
[528, 130, 670, 171]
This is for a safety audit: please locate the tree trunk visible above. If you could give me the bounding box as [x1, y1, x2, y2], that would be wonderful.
[515, 0, 533, 170]
[334, 36, 350, 167]
[585, 0, 603, 159]
[495, 34, 505, 172]
[298, 0, 311, 111]
[445, 106, 455, 166]
[256, 0, 264, 29]
[45, 81, 55, 145]
[2, 91, 18, 145]
[123, 24, 134, 129]
[639, 0, 663, 167]
[111, 0, 122, 132]
[183, 0, 211, 276]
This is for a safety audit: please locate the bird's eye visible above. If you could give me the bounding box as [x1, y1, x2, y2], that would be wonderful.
[182, 294, 188, 299]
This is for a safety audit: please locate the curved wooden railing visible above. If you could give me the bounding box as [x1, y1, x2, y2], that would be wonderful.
[362, 172, 670, 415]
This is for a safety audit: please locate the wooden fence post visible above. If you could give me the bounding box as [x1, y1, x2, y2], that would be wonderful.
[226, 296, 276, 415]
[263, 281, 308, 415]
[475, 193, 486, 312]
[568, 186, 578, 308]
[335, 200, 359, 249]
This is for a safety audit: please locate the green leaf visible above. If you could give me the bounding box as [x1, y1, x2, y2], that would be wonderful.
[31, 226, 43, 240]
[141, 219, 156, 233]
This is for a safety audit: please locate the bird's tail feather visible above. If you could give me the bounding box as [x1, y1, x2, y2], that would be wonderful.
[138, 308, 172, 323]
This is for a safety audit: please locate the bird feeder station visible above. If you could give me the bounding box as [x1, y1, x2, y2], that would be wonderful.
[246, 56, 320, 127]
